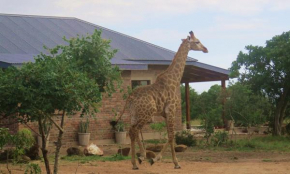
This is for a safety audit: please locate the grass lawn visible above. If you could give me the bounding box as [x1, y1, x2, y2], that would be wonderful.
[196, 135, 290, 152]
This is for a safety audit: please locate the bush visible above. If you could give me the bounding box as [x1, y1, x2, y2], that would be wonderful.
[175, 130, 197, 147]
[285, 123, 290, 136]
[211, 131, 228, 147]
[24, 163, 41, 174]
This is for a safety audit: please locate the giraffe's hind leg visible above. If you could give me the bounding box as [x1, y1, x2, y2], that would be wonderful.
[150, 104, 180, 169]
[136, 130, 146, 164]
[129, 126, 138, 170]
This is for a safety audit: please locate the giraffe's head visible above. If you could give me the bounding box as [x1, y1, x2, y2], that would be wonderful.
[183, 31, 208, 53]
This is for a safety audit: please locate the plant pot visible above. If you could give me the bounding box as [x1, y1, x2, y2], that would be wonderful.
[115, 131, 127, 144]
[37, 135, 50, 148]
[78, 133, 91, 146]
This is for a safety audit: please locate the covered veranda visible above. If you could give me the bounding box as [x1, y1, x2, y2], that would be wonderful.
[181, 61, 230, 129]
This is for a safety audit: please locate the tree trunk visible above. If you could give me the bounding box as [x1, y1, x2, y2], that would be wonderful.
[39, 118, 51, 174]
[273, 90, 289, 136]
[53, 112, 65, 174]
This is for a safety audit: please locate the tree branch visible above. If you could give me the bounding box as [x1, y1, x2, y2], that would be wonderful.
[47, 115, 64, 133]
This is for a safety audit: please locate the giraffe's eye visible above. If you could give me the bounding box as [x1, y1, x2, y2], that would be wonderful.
[195, 42, 200, 44]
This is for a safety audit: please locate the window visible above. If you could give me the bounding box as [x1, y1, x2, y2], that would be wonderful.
[131, 80, 150, 89]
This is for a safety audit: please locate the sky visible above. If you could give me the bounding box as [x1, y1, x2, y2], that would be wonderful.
[1, 0, 290, 93]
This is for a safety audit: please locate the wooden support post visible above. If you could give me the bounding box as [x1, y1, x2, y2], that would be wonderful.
[221, 80, 227, 128]
[185, 82, 191, 129]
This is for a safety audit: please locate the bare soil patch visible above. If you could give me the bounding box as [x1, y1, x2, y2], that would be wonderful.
[1, 145, 290, 174]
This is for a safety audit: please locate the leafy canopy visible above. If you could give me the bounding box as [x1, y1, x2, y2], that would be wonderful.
[230, 31, 290, 104]
[0, 29, 122, 121]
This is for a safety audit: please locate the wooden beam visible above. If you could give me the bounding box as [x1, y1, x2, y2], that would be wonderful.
[181, 76, 229, 83]
[185, 82, 191, 129]
[221, 80, 227, 128]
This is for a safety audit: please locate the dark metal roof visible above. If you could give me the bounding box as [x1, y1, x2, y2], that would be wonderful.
[0, 13, 229, 77]
[130, 60, 229, 75]
[0, 13, 196, 65]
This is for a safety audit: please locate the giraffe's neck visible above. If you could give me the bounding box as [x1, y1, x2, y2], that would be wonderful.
[156, 41, 189, 87]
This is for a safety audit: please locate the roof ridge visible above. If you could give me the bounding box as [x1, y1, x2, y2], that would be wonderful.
[0, 13, 76, 20]
[74, 18, 198, 62]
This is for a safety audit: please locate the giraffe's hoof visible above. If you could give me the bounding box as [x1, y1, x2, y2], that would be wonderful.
[132, 167, 139, 170]
[138, 157, 142, 164]
[174, 166, 181, 169]
[149, 158, 155, 166]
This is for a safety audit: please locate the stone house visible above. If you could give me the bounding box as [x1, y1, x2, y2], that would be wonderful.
[0, 14, 229, 147]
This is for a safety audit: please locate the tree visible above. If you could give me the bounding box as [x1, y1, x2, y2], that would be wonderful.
[224, 82, 272, 128]
[196, 85, 223, 143]
[180, 84, 199, 121]
[230, 31, 290, 136]
[0, 30, 122, 174]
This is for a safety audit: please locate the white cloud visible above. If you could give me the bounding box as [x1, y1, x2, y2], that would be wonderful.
[269, 0, 290, 11]
[133, 29, 185, 47]
[50, 0, 290, 28]
[212, 17, 268, 31]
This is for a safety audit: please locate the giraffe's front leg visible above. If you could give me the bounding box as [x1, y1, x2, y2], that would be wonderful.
[166, 109, 181, 169]
[152, 103, 181, 169]
[167, 121, 181, 169]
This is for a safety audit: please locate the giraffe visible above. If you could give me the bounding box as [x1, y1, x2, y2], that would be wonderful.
[114, 31, 208, 170]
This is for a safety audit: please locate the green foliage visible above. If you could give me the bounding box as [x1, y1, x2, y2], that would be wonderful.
[61, 153, 130, 163]
[195, 135, 290, 152]
[13, 128, 35, 151]
[0, 128, 34, 164]
[150, 121, 166, 141]
[225, 82, 272, 127]
[144, 139, 167, 144]
[211, 131, 229, 147]
[230, 31, 290, 135]
[79, 118, 90, 133]
[0, 67, 22, 118]
[230, 136, 290, 152]
[285, 123, 290, 135]
[150, 121, 166, 132]
[115, 121, 126, 132]
[0, 29, 122, 122]
[0, 30, 122, 174]
[60, 30, 122, 95]
[122, 86, 133, 100]
[180, 84, 199, 121]
[196, 85, 223, 142]
[24, 163, 42, 174]
[175, 130, 197, 147]
[0, 128, 10, 149]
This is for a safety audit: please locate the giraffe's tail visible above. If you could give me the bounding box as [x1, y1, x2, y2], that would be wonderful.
[140, 129, 145, 149]
[110, 96, 132, 128]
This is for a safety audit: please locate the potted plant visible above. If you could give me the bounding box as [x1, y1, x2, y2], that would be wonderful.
[115, 121, 127, 144]
[78, 118, 90, 146]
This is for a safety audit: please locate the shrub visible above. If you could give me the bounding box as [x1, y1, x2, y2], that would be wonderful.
[150, 121, 166, 141]
[285, 123, 290, 136]
[24, 163, 41, 174]
[175, 130, 197, 147]
[79, 118, 90, 133]
[211, 131, 228, 147]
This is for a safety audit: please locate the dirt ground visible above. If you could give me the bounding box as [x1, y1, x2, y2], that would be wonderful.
[1, 145, 290, 174]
